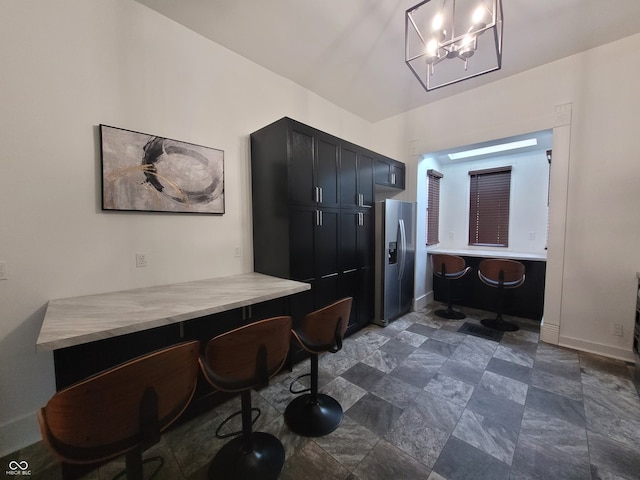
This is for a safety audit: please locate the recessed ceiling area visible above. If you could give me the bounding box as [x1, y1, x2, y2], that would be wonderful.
[134, 0, 640, 122]
[426, 130, 553, 164]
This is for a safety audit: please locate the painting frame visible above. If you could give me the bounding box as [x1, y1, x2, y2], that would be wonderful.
[100, 124, 225, 214]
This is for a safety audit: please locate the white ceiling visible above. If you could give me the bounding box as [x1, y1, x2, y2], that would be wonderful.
[134, 0, 640, 122]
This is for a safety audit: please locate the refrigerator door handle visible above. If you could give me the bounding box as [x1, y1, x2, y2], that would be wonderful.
[398, 219, 406, 280]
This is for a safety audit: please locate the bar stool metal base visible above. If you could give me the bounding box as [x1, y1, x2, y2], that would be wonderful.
[434, 307, 466, 320]
[207, 432, 285, 480]
[481, 317, 519, 332]
[284, 393, 343, 437]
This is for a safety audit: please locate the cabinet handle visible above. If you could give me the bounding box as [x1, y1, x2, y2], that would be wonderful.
[343, 268, 357, 274]
[319, 187, 323, 204]
[321, 272, 339, 279]
[358, 193, 363, 206]
[314, 186, 320, 203]
[358, 212, 363, 226]
[391, 173, 396, 185]
[316, 210, 323, 226]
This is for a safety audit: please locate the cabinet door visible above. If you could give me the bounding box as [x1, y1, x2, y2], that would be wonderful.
[357, 266, 374, 328]
[357, 210, 374, 269]
[358, 152, 374, 207]
[339, 145, 359, 209]
[315, 209, 340, 279]
[289, 128, 315, 206]
[290, 208, 315, 281]
[316, 134, 340, 208]
[391, 162, 406, 190]
[375, 156, 405, 189]
[339, 210, 359, 273]
[339, 269, 360, 328]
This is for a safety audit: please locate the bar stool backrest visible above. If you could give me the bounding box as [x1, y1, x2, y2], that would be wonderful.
[293, 297, 353, 354]
[478, 259, 526, 289]
[38, 340, 200, 465]
[200, 316, 292, 392]
[432, 254, 470, 279]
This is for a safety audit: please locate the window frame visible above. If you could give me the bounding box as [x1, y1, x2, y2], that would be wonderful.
[468, 166, 512, 247]
[426, 169, 443, 246]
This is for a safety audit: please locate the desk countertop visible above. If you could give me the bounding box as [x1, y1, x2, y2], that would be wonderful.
[36, 272, 310, 351]
[427, 248, 547, 261]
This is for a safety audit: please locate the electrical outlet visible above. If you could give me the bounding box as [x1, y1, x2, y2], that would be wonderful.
[135, 253, 147, 268]
[0, 261, 7, 280]
[612, 323, 623, 336]
[529, 231, 536, 240]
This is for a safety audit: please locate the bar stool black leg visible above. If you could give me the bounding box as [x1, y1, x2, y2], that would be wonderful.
[284, 354, 343, 437]
[208, 391, 285, 480]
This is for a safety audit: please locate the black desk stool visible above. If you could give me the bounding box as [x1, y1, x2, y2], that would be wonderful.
[38, 340, 200, 480]
[432, 254, 471, 319]
[478, 258, 526, 332]
[199, 316, 292, 480]
[284, 297, 353, 437]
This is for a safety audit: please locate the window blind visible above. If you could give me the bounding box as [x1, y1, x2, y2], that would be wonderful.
[468, 166, 511, 247]
[427, 169, 443, 245]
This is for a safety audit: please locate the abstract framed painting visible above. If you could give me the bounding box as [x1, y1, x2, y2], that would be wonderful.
[100, 125, 225, 214]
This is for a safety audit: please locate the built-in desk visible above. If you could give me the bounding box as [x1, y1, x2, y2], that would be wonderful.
[38, 272, 310, 390]
[428, 249, 546, 320]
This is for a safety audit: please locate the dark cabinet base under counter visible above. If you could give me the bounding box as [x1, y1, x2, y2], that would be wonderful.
[431, 252, 546, 321]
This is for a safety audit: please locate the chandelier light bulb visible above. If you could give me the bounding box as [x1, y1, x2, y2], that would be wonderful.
[431, 13, 444, 32]
[425, 38, 439, 63]
[458, 34, 476, 59]
[472, 5, 486, 24]
[470, 4, 488, 34]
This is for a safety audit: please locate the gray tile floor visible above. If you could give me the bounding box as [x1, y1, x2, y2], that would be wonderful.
[6, 303, 640, 479]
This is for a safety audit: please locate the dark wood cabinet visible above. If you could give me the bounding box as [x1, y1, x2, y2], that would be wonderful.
[375, 156, 406, 189]
[288, 123, 340, 208]
[340, 143, 374, 208]
[339, 209, 374, 332]
[251, 117, 401, 339]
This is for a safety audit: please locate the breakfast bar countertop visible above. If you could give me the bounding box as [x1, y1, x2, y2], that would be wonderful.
[36, 272, 310, 351]
[427, 248, 547, 262]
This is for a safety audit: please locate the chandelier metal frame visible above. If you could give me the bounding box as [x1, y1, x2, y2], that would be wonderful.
[405, 0, 503, 92]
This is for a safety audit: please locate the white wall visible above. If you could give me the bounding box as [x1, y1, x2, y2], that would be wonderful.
[430, 149, 550, 254]
[374, 33, 640, 364]
[0, 0, 375, 455]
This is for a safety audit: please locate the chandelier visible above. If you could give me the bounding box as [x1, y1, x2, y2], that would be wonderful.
[405, 0, 503, 91]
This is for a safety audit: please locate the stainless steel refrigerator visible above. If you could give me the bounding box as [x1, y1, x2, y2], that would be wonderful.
[374, 199, 416, 326]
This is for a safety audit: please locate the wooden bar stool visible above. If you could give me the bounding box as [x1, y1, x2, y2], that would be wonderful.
[478, 258, 526, 332]
[38, 340, 200, 480]
[432, 254, 471, 319]
[284, 297, 352, 437]
[199, 316, 292, 480]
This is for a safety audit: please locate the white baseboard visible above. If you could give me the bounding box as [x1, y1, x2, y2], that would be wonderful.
[559, 335, 636, 363]
[0, 411, 40, 458]
[540, 319, 560, 345]
[414, 291, 433, 311]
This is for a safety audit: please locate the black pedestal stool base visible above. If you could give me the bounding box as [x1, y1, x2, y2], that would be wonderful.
[208, 432, 285, 480]
[284, 393, 343, 437]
